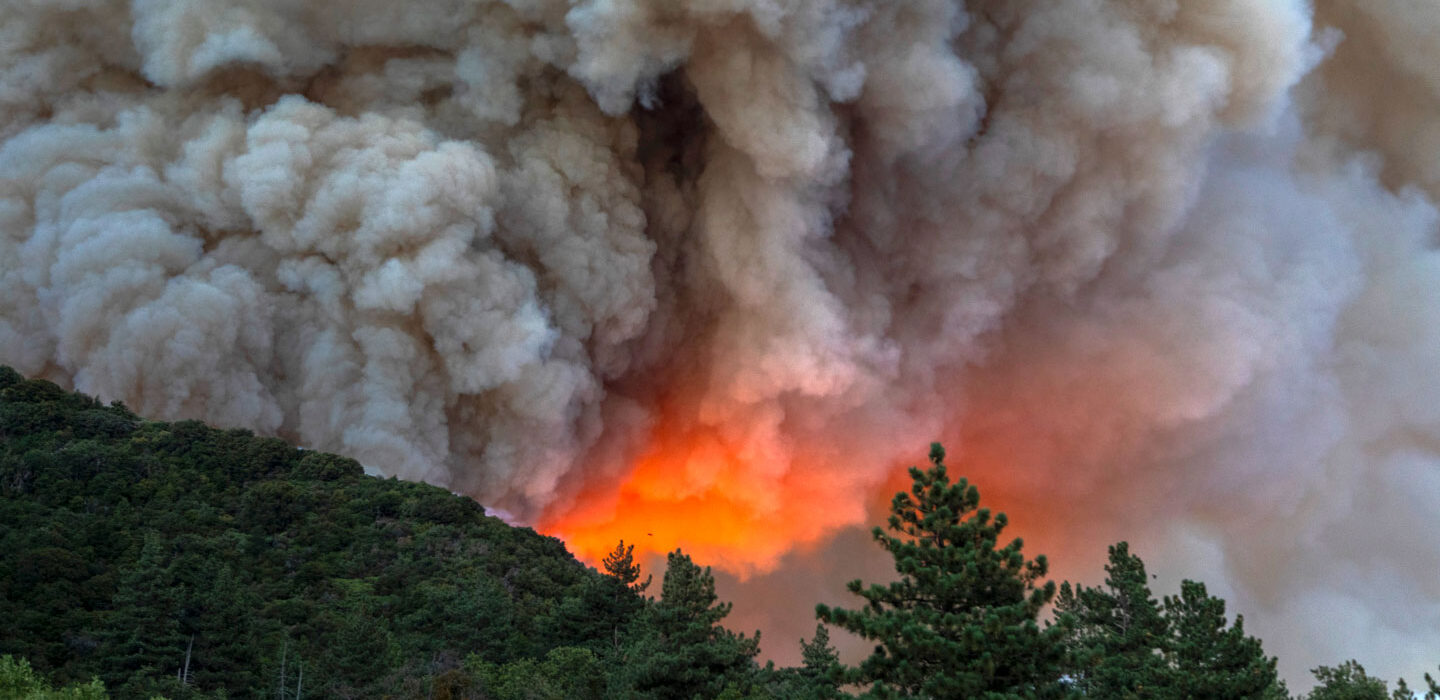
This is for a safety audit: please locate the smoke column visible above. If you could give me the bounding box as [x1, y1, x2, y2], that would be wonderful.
[3, 0, 1439, 686]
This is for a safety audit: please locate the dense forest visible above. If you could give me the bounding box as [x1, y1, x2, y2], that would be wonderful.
[0, 366, 1436, 699]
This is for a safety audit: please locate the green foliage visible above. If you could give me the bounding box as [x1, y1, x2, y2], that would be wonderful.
[727, 626, 847, 700]
[0, 365, 21, 390]
[1163, 580, 1283, 699]
[1057, 542, 1284, 699]
[4, 370, 1435, 700]
[817, 443, 1067, 699]
[1301, 660, 1440, 700]
[1056, 542, 1170, 698]
[602, 539, 652, 594]
[0, 370, 643, 697]
[617, 550, 763, 699]
[0, 655, 107, 699]
[468, 646, 606, 700]
[800, 624, 841, 681]
[791, 625, 844, 700]
[1307, 661, 1392, 700]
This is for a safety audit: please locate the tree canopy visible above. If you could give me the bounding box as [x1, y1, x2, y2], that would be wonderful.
[1, 367, 1436, 699]
[1057, 542, 1285, 699]
[0, 368, 639, 697]
[617, 550, 762, 699]
[817, 443, 1067, 698]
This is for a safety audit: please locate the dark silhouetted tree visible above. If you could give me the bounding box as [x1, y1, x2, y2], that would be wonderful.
[602, 539, 651, 594]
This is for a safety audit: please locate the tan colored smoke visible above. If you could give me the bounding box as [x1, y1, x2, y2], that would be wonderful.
[2, 0, 1437, 687]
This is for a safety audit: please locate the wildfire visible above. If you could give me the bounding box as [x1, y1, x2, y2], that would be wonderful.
[540, 424, 871, 575]
[538, 391, 1088, 580]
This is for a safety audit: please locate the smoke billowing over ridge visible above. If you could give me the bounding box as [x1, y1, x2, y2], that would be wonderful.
[3, 0, 1439, 685]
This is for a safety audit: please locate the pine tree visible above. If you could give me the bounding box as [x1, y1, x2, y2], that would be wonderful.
[550, 539, 651, 657]
[619, 550, 760, 699]
[816, 443, 1067, 698]
[1163, 580, 1281, 699]
[188, 562, 265, 692]
[1393, 677, 1418, 700]
[602, 540, 652, 595]
[1307, 661, 1390, 700]
[97, 531, 188, 694]
[797, 624, 844, 700]
[1058, 543, 1284, 699]
[801, 625, 840, 677]
[1055, 542, 1170, 697]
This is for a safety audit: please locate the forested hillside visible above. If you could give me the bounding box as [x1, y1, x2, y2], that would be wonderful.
[2, 367, 1437, 699]
[0, 366, 781, 698]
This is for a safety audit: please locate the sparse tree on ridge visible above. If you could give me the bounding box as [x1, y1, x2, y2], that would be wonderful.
[817, 443, 1068, 698]
[603, 539, 652, 595]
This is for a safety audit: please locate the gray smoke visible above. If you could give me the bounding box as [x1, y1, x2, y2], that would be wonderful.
[2, 0, 1437, 686]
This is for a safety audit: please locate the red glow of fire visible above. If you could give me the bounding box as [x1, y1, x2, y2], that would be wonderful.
[539, 426, 1087, 585]
[539, 426, 871, 576]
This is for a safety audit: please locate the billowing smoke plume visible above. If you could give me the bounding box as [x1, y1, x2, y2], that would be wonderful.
[3, 0, 1438, 686]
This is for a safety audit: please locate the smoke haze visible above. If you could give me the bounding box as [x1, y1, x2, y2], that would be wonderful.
[3, 0, 1439, 686]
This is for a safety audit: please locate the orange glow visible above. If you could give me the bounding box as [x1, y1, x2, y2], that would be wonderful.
[534, 360, 1131, 581]
[539, 422, 866, 576]
[868, 451, 1070, 558]
[538, 407, 1087, 581]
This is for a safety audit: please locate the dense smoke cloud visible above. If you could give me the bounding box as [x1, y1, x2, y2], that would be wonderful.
[3, 0, 1438, 686]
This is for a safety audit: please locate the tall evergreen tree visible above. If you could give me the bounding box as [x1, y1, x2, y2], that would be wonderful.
[549, 542, 647, 657]
[186, 562, 266, 693]
[1056, 542, 1170, 698]
[1163, 580, 1282, 699]
[602, 540, 651, 594]
[96, 531, 187, 695]
[816, 443, 1067, 699]
[800, 625, 840, 679]
[1057, 542, 1284, 699]
[619, 550, 760, 699]
[796, 624, 844, 700]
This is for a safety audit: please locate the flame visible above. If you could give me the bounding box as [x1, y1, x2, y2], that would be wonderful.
[538, 384, 1090, 580]
[539, 422, 868, 576]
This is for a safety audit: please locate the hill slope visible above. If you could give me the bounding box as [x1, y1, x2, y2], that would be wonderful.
[0, 366, 638, 698]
